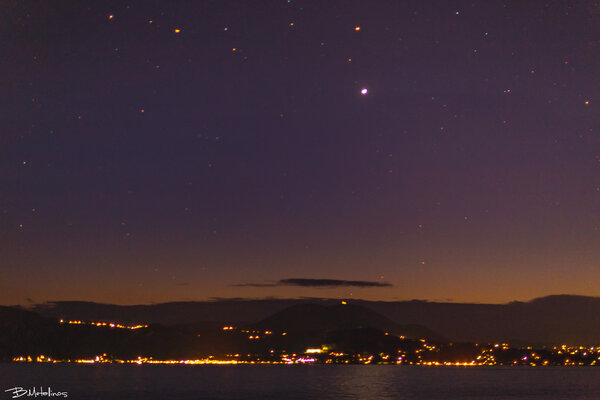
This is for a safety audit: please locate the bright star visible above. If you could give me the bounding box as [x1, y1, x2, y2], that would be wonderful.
[360, 88, 368, 95]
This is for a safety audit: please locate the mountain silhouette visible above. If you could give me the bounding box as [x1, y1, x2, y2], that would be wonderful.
[255, 303, 444, 341]
[29, 294, 600, 345]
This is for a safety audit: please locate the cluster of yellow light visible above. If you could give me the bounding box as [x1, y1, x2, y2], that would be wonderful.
[15, 354, 114, 364]
[222, 328, 274, 338]
[357, 355, 374, 364]
[305, 348, 323, 354]
[15, 348, 600, 366]
[74, 355, 114, 364]
[133, 357, 241, 365]
[239, 328, 276, 340]
[474, 342, 600, 366]
[282, 357, 316, 364]
[13, 355, 59, 363]
[420, 361, 478, 366]
[553, 344, 598, 355]
[60, 319, 147, 330]
[13, 355, 291, 365]
[12, 354, 481, 366]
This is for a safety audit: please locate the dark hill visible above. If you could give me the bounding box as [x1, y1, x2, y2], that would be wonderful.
[255, 303, 444, 341]
[257, 303, 396, 332]
[33, 299, 310, 325]
[356, 294, 600, 345]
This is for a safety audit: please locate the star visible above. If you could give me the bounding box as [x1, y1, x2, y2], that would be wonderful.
[360, 88, 368, 95]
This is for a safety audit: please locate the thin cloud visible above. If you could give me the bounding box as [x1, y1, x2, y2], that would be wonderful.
[281, 278, 392, 287]
[232, 278, 392, 288]
[231, 283, 278, 288]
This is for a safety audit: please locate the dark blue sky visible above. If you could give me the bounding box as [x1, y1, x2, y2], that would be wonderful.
[2, 0, 599, 305]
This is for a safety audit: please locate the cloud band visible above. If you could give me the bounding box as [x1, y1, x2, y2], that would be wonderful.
[232, 278, 392, 288]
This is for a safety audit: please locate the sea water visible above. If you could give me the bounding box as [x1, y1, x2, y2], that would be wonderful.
[1, 363, 599, 399]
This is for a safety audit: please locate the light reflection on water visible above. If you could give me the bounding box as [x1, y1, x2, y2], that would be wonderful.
[1, 364, 600, 399]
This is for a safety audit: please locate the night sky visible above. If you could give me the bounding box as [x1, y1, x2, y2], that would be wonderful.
[2, 1, 600, 305]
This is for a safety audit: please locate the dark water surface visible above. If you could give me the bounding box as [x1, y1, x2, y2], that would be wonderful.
[2, 363, 600, 399]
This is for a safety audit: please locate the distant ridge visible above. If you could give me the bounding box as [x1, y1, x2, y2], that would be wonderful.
[30, 294, 600, 345]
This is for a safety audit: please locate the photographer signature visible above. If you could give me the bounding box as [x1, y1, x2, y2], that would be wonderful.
[4, 387, 68, 398]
